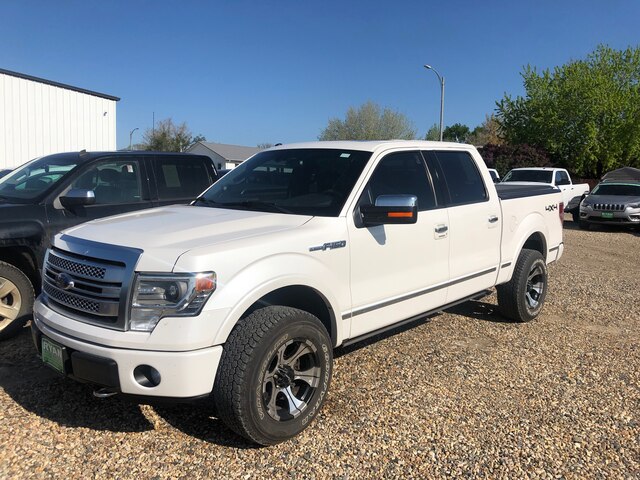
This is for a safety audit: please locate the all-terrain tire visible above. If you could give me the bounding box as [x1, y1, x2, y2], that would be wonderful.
[213, 306, 332, 445]
[496, 249, 548, 323]
[0, 261, 35, 340]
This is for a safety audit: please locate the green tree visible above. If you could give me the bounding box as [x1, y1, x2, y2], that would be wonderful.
[141, 118, 200, 152]
[257, 143, 274, 149]
[497, 45, 640, 177]
[424, 123, 440, 141]
[319, 101, 416, 141]
[442, 123, 471, 143]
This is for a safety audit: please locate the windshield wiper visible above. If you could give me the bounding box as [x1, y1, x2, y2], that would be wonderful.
[214, 200, 294, 214]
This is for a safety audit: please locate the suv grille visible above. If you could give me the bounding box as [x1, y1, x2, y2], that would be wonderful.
[42, 247, 134, 330]
[593, 203, 625, 211]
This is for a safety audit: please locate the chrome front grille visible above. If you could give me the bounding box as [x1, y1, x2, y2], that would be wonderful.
[42, 245, 137, 330]
[43, 282, 102, 314]
[593, 203, 625, 211]
[47, 253, 106, 279]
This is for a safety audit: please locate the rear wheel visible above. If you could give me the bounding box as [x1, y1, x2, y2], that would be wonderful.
[497, 249, 548, 322]
[0, 261, 35, 340]
[213, 306, 332, 445]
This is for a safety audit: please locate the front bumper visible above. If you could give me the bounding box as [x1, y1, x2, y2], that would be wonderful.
[32, 303, 222, 399]
[579, 209, 640, 225]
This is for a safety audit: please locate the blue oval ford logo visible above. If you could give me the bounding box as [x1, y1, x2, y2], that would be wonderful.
[55, 273, 75, 290]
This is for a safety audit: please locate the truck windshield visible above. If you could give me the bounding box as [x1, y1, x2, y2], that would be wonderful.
[195, 148, 371, 216]
[0, 155, 81, 202]
[503, 170, 553, 183]
[591, 183, 640, 196]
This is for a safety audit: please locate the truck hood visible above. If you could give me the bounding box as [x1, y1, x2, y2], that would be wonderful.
[62, 205, 312, 271]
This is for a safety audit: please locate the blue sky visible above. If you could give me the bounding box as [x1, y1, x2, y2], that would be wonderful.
[1, 1, 638, 149]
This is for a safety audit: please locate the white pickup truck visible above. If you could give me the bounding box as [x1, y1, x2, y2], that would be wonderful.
[32, 141, 564, 445]
[502, 167, 590, 220]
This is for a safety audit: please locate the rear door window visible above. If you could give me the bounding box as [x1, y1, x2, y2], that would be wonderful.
[555, 171, 570, 186]
[153, 156, 213, 201]
[430, 151, 488, 206]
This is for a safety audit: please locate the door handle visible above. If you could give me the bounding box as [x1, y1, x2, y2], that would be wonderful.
[488, 215, 499, 223]
[435, 225, 448, 234]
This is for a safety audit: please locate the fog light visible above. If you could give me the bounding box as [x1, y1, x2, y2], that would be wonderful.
[133, 365, 161, 387]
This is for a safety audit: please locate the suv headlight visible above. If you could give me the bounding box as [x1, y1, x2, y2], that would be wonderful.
[628, 203, 640, 209]
[129, 272, 216, 332]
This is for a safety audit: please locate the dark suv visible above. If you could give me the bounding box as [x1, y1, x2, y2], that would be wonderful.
[0, 151, 217, 340]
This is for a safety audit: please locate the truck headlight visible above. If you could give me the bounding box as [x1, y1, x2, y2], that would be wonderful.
[129, 272, 216, 332]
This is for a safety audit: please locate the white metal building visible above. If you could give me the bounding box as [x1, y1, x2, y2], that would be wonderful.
[186, 141, 261, 170]
[0, 68, 119, 169]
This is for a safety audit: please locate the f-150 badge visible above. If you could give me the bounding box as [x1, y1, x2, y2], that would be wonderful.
[309, 240, 347, 252]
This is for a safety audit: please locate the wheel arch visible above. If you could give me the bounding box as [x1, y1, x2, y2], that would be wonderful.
[212, 280, 342, 348]
[521, 231, 547, 261]
[497, 212, 550, 286]
[0, 246, 39, 292]
[242, 285, 337, 345]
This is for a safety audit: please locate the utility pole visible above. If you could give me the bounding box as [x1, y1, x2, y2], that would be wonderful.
[129, 127, 139, 150]
[424, 64, 445, 141]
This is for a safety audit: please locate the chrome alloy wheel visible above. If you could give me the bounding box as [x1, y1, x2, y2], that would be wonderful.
[262, 339, 322, 421]
[525, 264, 545, 311]
[0, 277, 22, 331]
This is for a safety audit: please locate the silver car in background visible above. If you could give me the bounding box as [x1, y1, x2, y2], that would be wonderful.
[579, 181, 640, 229]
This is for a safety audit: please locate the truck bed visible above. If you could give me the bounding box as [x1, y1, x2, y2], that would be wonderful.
[495, 183, 560, 200]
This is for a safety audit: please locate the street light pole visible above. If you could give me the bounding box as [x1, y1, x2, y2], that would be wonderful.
[424, 64, 445, 141]
[129, 127, 139, 151]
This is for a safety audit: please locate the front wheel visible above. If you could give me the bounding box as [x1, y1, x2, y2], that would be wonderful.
[213, 306, 332, 445]
[0, 261, 35, 341]
[497, 249, 548, 322]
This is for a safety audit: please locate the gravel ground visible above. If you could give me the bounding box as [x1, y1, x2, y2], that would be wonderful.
[1, 221, 639, 479]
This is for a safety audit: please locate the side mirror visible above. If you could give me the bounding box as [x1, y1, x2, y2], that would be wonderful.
[60, 188, 96, 209]
[360, 194, 418, 227]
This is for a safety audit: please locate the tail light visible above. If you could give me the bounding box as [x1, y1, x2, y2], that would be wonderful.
[559, 202, 564, 225]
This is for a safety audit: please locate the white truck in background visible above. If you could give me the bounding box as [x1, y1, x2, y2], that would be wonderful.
[502, 167, 590, 221]
[32, 141, 564, 445]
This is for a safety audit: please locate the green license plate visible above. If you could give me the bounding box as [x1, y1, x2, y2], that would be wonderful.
[42, 337, 65, 374]
[601, 212, 614, 219]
